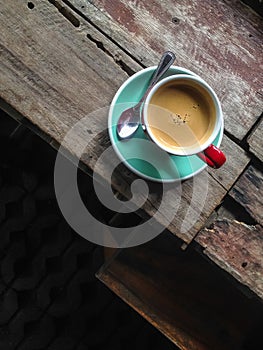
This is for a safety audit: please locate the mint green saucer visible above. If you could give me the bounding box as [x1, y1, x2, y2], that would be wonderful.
[108, 66, 223, 183]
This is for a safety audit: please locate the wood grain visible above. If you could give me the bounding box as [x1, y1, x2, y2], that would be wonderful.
[97, 232, 263, 349]
[229, 165, 263, 225]
[68, 0, 263, 140]
[248, 117, 263, 162]
[196, 219, 263, 299]
[0, 0, 140, 138]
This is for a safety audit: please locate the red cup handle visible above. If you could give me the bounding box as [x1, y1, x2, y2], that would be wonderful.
[197, 144, 226, 169]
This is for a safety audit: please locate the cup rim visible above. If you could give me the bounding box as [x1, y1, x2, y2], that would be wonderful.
[143, 74, 223, 156]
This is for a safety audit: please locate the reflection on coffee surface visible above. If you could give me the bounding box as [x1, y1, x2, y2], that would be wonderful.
[148, 80, 216, 150]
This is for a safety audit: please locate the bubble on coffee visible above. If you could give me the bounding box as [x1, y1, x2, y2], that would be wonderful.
[169, 112, 191, 125]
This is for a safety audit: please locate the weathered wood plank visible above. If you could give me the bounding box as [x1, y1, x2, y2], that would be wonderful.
[229, 165, 263, 225]
[80, 132, 249, 245]
[196, 219, 263, 299]
[97, 232, 263, 349]
[68, 0, 263, 140]
[248, 117, 263, 162]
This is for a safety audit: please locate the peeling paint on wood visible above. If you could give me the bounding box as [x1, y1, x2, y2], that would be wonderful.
[68, 0, 263, 140]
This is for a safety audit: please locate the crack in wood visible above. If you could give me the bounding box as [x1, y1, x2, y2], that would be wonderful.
[61, 0, 146, 68]
[48, 0, 80, 27]
[86, 33, 135, 76]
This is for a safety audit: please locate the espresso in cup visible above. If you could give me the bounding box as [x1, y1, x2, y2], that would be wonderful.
[148, 79, 216, 150]
[143, 74, 226, 168]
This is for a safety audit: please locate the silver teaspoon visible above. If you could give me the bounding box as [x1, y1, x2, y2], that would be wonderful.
[116, 51, 176, 139]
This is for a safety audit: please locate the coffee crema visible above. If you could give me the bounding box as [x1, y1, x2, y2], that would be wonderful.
[147, 80, 216, 151]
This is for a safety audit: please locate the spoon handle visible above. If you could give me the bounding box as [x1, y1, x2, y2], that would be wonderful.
[148, 51, 176, 89]
[135, 51, 175, 112]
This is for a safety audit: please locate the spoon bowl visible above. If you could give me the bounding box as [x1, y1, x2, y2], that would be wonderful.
[116, 51, 175, 139]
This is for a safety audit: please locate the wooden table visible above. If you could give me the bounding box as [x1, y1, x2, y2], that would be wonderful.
[1, 0, 262, 349]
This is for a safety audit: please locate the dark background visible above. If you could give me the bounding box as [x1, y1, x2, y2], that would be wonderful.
[0, 110, 178, 350]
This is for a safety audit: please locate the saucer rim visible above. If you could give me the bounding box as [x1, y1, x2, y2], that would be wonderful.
[108, 66, 224, 183]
